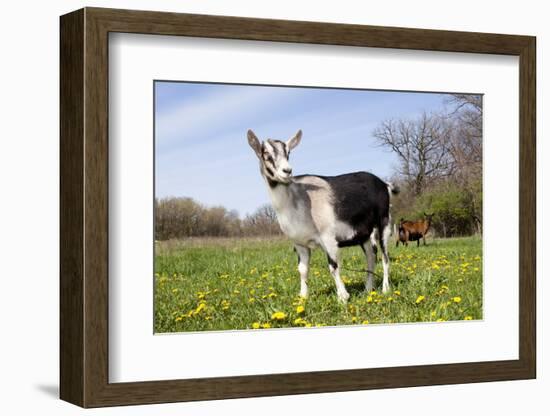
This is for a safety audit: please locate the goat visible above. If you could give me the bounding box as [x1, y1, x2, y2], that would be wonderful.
[397, 213, 434, 247]
[395, 218, 409, 247]
[247, 129, 399, 303]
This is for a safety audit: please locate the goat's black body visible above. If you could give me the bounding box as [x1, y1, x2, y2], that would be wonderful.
[295, 171, 392, 248]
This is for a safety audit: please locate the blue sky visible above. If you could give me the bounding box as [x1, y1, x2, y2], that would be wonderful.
[155, 81, 450, 217]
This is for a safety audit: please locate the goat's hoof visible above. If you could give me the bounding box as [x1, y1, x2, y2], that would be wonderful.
[338, 291, 350, 304]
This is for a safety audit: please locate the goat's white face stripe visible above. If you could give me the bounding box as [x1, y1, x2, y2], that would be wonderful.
[261, 140, 292, 184]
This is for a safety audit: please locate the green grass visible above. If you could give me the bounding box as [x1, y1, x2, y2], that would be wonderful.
[154, 236, 482, 333]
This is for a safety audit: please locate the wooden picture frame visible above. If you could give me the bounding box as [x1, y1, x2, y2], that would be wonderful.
[60, 7, 536, 408]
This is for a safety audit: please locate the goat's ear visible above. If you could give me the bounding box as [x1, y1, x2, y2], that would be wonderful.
[247, 129, 262, 159]
[286, 130, 302, 152]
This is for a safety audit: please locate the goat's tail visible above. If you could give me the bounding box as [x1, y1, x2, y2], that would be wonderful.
[386, 182, 400, 197]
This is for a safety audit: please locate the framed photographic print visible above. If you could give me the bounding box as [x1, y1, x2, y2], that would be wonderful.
[60, 7, 536, 408]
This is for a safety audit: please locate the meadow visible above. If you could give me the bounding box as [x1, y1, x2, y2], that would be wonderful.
[154, 236, 482, 333]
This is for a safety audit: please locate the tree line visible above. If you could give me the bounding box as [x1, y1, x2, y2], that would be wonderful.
[374, 94, 482, 237]
[155, 198, 281, 240]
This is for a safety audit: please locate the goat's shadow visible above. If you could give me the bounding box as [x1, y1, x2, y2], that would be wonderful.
[316, 280, 371, 297]
[316, 271, 407, 299]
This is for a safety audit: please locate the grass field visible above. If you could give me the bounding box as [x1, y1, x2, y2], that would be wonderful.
[154, 236, 482, 333]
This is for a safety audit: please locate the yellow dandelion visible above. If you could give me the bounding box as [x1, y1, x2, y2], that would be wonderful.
[351, 316, 357, 323]
[261, 323, 272, 329]
[464, 316, 473, 320]
[271, 311, 287, 320]
[252, 322, 261, 329]
[367, 296, 373, 303]
[362, 320, 370, 325]
[453, 296, 462, 303]
[415, 295, 426, 304]
[394, 290, 401, 296]
[248, 298, 255, 303]
[436, 318, 446, 322]
[194, 302, 206, 314]
[296, 305, 305, 314]
[294, 317, 306, 325]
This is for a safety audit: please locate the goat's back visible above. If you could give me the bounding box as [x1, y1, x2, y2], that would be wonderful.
[296, 171, 391, 230]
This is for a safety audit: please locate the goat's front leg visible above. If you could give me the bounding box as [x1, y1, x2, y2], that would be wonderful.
[322, 239, 350, 303]
[295, 244, 310, 298]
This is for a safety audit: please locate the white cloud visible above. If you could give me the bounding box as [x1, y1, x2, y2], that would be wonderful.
[155, 85, 306, 148]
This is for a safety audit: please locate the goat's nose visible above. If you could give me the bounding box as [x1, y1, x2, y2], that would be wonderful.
[283, 167, 292, 175]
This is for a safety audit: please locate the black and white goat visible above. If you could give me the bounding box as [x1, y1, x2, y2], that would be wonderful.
[247, 129, 398, 303]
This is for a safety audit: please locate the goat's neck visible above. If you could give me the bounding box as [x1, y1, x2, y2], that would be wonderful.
[425, 219, 432, 232]
[265, 179, 295, 214]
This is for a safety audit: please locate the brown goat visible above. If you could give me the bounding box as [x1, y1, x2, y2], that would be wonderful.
[396, 213, 434, 247]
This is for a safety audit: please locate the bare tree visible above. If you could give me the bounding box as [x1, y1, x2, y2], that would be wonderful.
[444, 94, 483, 233]
[243, 204, 282, 236]
[155, 197, 282, 239]
[373, 112, 454, 195]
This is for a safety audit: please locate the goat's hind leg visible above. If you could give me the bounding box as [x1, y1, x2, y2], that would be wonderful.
[361, 237, 376, 293]
[294, 244, 311, 299]
[380, 223, 392, 293]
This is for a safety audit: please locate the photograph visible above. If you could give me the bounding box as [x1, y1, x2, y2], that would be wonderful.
[153, 81, 483, 333]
